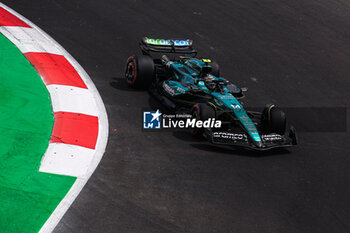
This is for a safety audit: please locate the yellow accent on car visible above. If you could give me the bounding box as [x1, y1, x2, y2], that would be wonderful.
[201, 58, 211, 63]
[268, 104, 275, 121]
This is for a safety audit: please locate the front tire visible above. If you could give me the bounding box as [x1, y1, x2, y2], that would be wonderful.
[125, 55, 154, 89]
[261, 104, 286, 134]
[190, 103, 216, 137]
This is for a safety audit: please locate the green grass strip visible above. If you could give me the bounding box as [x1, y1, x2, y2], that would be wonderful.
[0, 33, 76, 233]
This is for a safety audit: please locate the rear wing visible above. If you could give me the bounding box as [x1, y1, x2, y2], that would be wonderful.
[140, 37, 197, 56]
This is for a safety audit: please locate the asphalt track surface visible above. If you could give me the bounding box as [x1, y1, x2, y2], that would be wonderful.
[2, 0, 350, 232]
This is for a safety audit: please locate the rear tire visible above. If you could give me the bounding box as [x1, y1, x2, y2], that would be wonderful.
[190, 103, 216, 137]
[261, 104, 286, 134]
[125, 55, 154, 89]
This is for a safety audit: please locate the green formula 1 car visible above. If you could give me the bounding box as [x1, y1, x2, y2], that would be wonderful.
[124, 37, 297, 150]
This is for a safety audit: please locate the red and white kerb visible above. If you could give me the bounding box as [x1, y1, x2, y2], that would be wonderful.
[0, 4, 108, 232]
[0, 6, 105, 178]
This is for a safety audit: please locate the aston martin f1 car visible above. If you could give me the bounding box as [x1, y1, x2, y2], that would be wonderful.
[124, 37, 297, 150]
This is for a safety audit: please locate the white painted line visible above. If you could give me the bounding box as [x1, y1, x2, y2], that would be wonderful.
[47, 84, 99, 116]
[40, 143, 96, 178]
[0, 3, 109, 233]
[0, 26, 63, 55]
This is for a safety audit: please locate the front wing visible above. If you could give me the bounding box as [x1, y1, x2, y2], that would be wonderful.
[203, 127, 298, 151]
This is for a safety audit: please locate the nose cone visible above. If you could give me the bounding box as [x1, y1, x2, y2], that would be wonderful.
[253, 141, 264, 148]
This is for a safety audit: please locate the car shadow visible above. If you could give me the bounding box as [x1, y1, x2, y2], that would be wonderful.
[172, 130, 205, 143]
[189, 143, 291, 157]
[172, 131, 290, 157]
[148, 95, 174, 115]
[110, 77, 143, 92]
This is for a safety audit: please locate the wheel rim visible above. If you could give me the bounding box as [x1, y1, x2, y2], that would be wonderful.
[125, 60, 136, 85]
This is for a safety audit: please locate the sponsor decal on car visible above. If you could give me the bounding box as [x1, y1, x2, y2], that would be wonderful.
[145, 38, 190, 47]
[176, 87, 186, 94]
[231, 104, 241, 110]
[261, 134, 283, 141]
[238, 115, 261, 141]
[219, 95, 235, 100]
[213, 132, 248, 141]
[163, 82, 176, 96]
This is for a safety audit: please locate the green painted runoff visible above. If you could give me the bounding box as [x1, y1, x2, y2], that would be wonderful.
[0, 33, 76, 233]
